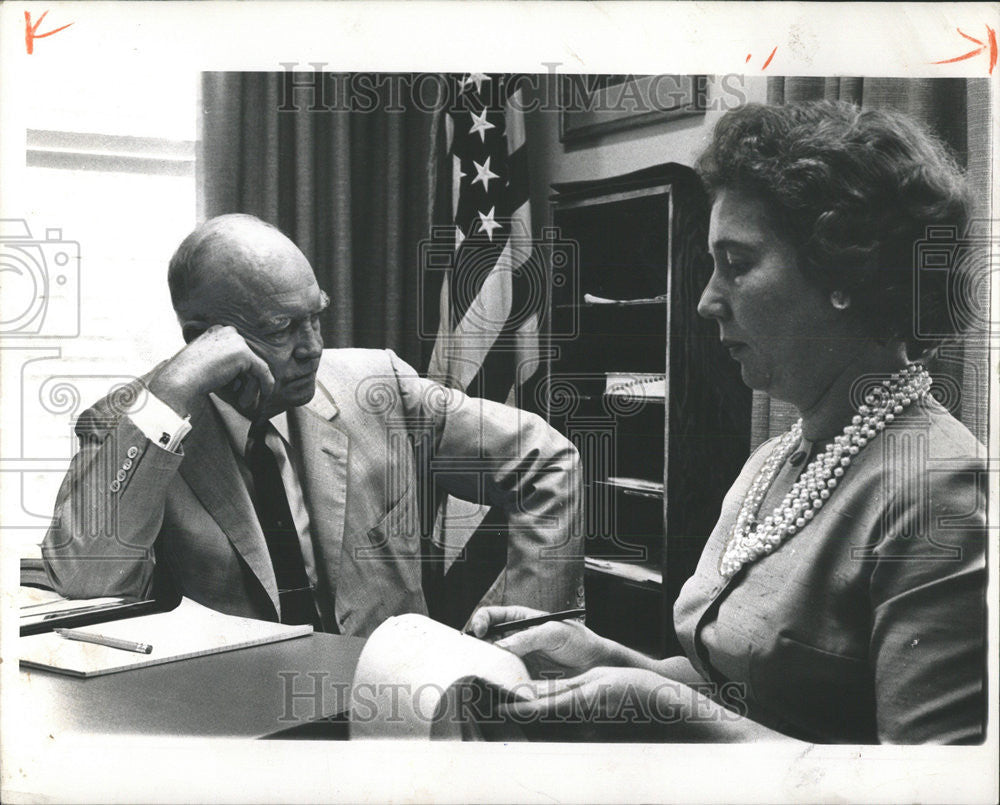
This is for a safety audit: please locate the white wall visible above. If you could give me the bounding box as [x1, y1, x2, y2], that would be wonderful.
[524, 75, 767, 231]
[3, 70, 197, 558]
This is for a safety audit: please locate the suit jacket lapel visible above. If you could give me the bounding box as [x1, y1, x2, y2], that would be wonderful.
[291, 381, 348, 617]
[178, 397, 280, 614]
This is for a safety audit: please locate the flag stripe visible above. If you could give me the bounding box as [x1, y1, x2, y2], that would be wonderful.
[506, 147, 530, 212]
[427, 74, 543, 619]
[505, 88, 527, 147]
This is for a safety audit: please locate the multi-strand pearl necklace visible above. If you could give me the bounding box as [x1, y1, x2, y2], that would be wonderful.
[718, 363, 932, 579]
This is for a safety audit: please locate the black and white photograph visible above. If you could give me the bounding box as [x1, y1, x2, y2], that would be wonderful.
[0, 2, 996, 803]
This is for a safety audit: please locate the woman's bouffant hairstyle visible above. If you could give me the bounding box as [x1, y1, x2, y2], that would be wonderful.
[695, 100, 974, 357]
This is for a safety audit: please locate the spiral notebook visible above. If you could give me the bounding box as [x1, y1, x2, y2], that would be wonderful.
[604, 372, 666, 399]
[19, 597, 313, 678]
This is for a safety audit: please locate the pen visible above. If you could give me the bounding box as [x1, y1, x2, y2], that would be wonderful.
[55, 628, 153, 654]
[41, 603, 123, 620]
[485, 608, 586, 637]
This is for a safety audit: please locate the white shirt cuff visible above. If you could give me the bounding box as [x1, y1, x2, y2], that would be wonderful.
[128, 392, 192, 452]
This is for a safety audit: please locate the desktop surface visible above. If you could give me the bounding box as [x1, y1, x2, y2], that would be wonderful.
[19, 632, 364, 738]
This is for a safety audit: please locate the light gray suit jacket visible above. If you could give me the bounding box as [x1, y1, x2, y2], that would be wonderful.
[43, 349, 583, 637]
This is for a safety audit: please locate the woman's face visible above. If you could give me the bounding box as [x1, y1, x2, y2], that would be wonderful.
[697, 187, 850, 409]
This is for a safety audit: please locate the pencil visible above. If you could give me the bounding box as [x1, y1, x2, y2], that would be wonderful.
[55, 628, 153, 654]
[485, 608, 586, 637]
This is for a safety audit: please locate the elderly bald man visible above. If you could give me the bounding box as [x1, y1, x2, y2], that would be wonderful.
[43, 214, 583, 637]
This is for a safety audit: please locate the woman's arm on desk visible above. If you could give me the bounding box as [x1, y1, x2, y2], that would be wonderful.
[470, 606, 802, 742]
[469, 605, 700, 681]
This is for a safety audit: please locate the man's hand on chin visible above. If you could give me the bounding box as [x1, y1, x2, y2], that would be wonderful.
[147, 325, 275, 419]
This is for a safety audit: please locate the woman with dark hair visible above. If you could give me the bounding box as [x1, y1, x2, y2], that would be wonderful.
[471, 101, 986, 744]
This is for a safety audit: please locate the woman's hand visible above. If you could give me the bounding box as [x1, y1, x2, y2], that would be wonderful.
[468, 606, 618, 678]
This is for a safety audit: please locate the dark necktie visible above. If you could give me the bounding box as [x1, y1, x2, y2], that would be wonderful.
[246, 421, 320, 628]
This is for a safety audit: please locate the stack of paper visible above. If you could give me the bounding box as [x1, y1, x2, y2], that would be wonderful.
[350, 614, 532, 739]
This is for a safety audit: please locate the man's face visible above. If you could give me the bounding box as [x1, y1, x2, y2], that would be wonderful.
[198, 227, 327, 418]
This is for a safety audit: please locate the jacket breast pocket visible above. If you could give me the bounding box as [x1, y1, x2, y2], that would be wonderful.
[749, 633, 877, 743]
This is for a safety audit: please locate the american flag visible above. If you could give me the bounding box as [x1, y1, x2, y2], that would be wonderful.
[426, 72, 541, 403]
[424, 73, 543, 623]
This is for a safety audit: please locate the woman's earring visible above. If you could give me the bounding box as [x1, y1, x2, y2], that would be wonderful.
[830, 290, 851, 310]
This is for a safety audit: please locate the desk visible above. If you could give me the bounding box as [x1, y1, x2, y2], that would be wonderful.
[19, 633, 365, 738]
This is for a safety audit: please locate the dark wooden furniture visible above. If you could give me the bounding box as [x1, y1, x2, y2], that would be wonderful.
[540, 163, 751, 657]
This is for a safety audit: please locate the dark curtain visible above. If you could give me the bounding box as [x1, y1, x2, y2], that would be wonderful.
[753, 78, 991, 447]
[200, 72, 443, 371]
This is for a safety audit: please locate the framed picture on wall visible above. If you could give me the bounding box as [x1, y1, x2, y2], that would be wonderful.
[559, 74, 706, 143]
